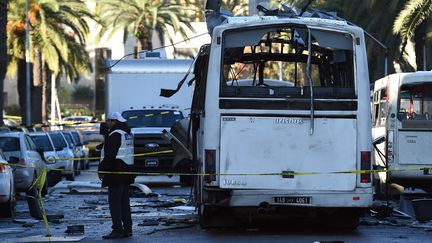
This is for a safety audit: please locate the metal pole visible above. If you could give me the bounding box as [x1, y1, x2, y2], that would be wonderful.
[50, 74, 55, 126]
[25, 0, 31, 126]
[423, 45, 427, 71]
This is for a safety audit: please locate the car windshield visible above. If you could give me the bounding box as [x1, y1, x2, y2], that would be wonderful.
[71, 132, 82, 145]
[81, 132, 104, 143]
[62, 133, 75, 145]
[49, 133, 67, 148]
[122, 110, 184, 128]
[30, 135, 54, 151]
[0, 137, 20, 152]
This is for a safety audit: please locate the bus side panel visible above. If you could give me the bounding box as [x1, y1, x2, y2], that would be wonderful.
[219, 116, 357, 191]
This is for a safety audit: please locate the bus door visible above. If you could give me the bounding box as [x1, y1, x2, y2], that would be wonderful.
[397, 83, 432, 168]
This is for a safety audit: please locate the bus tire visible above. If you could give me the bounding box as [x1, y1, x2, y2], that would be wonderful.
[180, 175, 193, 186]
[198, 204, 211, 229]
[322, 209, 360, 230]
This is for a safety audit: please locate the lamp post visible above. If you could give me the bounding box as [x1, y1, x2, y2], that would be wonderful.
[25, 0, 31, 126]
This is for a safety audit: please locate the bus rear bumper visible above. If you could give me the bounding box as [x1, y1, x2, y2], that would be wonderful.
[228, 189, 373, 208]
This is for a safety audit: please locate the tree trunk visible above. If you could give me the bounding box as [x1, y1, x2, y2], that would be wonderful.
[41, 62, 48, 122]
[137, 33, 153, 55]
[414, 19, 428, 71]
[0, 0, 8, 126]
[17, 59, 27, 124]
[32, 46, 42, 124]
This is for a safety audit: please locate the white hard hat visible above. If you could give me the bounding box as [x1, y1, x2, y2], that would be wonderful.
[107, 112, 126, 122]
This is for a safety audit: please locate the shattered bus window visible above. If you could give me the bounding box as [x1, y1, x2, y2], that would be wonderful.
[220, 26, 356, 99]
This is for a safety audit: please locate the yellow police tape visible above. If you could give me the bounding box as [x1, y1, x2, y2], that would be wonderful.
[4, 110, 178, 128]
[1, 152, 432, 239]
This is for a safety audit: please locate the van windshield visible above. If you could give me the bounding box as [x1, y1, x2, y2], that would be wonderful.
[122, 110, 184, 128]
[220, 26, 355, 99]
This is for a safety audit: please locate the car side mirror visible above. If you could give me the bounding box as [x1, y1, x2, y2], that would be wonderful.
[36, 147, 45, 160]
[9, 156, 20, 164]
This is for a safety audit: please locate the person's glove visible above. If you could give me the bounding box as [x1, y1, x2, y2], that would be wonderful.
[96, 143, 104, 151]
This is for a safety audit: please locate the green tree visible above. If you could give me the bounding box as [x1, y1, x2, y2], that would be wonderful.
[72, 85, 94, 102]
[290, 0, 409, 81]
[393, 0, 432, 70]
[7, 0, 94, 123]
[97, 0, 195, 53]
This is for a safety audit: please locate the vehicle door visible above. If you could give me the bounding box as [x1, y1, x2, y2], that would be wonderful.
[24, 135, 46, 177]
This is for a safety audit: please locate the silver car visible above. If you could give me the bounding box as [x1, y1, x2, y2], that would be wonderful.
[0, 149, 16, 218]
[48, 131, 76, 181]
[0, 132, 47, 192]
[29, 132, 65, 185]
[29, 132, 63, 170]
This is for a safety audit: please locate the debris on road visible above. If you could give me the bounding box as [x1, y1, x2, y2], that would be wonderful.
[65, 225, 85, 235]
[138, 219, 160, 227]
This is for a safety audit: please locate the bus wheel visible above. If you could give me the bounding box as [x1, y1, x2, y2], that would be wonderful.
[199, 204, 236, 229]
[198, 204, 211, 229]
[322, 209, 360, 230]
[180, 175, 194, 186]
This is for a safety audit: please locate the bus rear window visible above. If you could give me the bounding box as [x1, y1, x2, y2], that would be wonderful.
[220, 26, 356, 99]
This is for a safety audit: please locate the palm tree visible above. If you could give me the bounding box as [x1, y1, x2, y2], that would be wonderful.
[97, 0, 196, 54]
[290, 0, 409, 81]
[393, 0, 432, 70]
[0, 0, 8, 125]
[7, 0, 94, 122]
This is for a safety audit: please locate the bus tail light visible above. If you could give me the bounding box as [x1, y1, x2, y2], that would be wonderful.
[387, 130, 394, 163]
[204, 149, 216, 182]
[360, 151, 371, 183]
[0, 164, 6, 172]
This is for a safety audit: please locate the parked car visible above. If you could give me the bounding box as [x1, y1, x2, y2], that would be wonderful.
[28, 132, 63, 185]
[48, 131, 76, 181]
[70, 130, 90, 170]
[61, 131, 82, 174]
[81, 130, 104, 161]
[0, 131, 47, 219]
[63, 116, 93, 124]
[0, 149, 16, 218]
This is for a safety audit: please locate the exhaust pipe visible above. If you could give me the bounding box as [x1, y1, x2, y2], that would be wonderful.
[257, 202, 271, 214]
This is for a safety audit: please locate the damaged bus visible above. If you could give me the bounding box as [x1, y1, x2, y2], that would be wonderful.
[372, 72, 432, 193]
[165, 4, 374, 228]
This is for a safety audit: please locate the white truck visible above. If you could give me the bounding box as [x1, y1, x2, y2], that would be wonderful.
[169, 3, 374, 228]
[105, 57, 194, 178]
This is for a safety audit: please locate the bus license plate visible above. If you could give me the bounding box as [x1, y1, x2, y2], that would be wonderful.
[424, 168, 432, 175]
[273, 196, 311, 204]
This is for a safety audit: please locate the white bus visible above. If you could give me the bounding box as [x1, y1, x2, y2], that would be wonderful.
[372, 72, 432, 192]
[167, 6, 374, 229]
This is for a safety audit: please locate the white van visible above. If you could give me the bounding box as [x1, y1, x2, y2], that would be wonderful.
[372, 72, 432, 192]
[183, 7, 373, 229]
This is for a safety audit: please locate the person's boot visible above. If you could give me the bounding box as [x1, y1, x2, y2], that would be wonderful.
[123, 228, 132, 238]
[102, 230, 124, 239]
